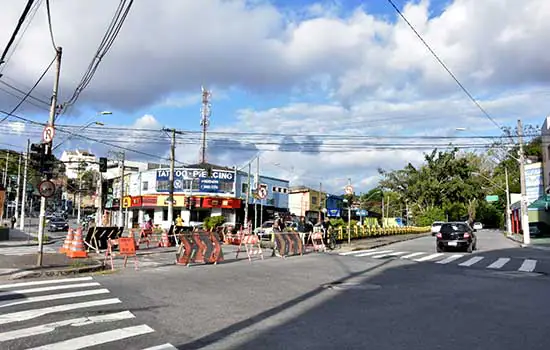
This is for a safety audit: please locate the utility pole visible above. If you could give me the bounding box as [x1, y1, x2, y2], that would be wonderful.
[518, 119, 530, 244]
[505, 167, 512, 236]
[162, 127, 184, 226]
[77, 163, 83, 224]
[318, 182, 323, 222]
[95, 172, 102, 226]
[19, 140, 29, 230]
[254, 155, 259, 229]
[347, 178, 351, 246]
[118, 151, 125, 228]
[15, 152, 22, 222]
[244, 162, 251, 229]
[199, 86, 211, 164]
[1, 151, 8, 224]
[37, 47, 62, 267]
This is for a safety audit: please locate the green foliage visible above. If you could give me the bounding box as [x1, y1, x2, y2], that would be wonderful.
[416, 207, 446, 226]
[330, 218, 346, 227]
[203, 216, 225, 230]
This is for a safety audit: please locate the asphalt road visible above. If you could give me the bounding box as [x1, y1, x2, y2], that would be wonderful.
[1, 233, 550, 349]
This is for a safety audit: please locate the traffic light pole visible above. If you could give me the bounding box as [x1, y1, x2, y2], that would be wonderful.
[37, 47, 62, 267]
[19, 140, 30, 231]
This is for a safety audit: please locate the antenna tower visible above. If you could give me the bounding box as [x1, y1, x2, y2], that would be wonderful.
[199, 86, 211, 164]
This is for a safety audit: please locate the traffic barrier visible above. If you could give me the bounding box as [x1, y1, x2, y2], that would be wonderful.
[273, 232, 303, 258]
[104, 237, 138, 270]
[160, 230, 171, 247]
[84, 226, 123, 253]
[59, 228, 74, 254]
[67, 227, 87, 258]
[236, 234, 264, 261]
[306, 231, 325, 252]
[175, 231, 224, 266]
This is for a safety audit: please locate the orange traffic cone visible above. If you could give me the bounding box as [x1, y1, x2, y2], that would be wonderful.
[60, 228, 74, 254]
[160, 230, 171, 247]
[67, 227, 88, 258]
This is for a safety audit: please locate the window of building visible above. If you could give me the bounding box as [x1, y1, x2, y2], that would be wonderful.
[311, 196, 318, 205]
[242, 183, 248, 194]
[142, 181, 148, 191]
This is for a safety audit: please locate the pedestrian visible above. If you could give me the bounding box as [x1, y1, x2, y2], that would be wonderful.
[175, 214, 184, 227]
[11, 216, 16, 229]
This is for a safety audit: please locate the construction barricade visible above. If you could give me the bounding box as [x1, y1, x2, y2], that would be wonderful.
[273, 232, 304, 258]
[306, 228, 326, 252]
[235, 231, 264, 262]
[67, 227, 88, 258]
[175, 230, 224, 266]
[84, 226, 124, 253]
[104, 236, 139, 270]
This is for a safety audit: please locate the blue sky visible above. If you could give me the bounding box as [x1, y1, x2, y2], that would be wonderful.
[2, 0, 550, 192]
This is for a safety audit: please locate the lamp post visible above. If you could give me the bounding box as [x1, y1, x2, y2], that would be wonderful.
[53, 112, 111, 151]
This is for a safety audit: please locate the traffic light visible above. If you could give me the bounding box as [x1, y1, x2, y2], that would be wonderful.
[29, 143, 46, 172]
[99, 157, 107, 172]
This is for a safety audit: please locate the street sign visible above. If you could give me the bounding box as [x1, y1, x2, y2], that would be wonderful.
[257, 186, 268, 199]
[344, 185, 353, 195]
[38, 180, 56, 198]
[357, 209, 368, 216]
[486, 195, 499, 202]
[42, 125, 55, 143]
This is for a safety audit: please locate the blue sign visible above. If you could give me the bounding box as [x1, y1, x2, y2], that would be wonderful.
[199, 178, 220, 192]
[327, 209, 341, 217]
[357, 209, 368, 216]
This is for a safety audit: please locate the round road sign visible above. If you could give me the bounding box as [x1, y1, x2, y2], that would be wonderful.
[344, 185, 353, 195]
[42, 125, 55, 143]
[258, 187, 268, 199]
[38, 180, 56, 198]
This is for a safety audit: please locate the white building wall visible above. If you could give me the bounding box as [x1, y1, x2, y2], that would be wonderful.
[289, 192, 309, 216]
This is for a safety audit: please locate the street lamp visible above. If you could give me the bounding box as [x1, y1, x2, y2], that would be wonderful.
[53, 111, 112, 151]
[472, 170, 511, 235]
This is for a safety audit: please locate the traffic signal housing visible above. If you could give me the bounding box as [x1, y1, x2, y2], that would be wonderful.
[30, 143, 55, 176]
[99, 157, 107, 172]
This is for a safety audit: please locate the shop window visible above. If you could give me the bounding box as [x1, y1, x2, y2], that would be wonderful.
[142, 181, 148, 191]
[162, 209, 168, 221]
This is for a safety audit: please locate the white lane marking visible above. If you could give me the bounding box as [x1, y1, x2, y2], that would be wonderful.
[401, 252, 424, 259]
[458, 256, 484, 267]
[0, 246, 56, 256]
[518, 259, 537, 272]
[436, 254, 464, 264]
[371, 251, 408, 259]
[339, 249, 378, 256]
[0, 276, 93, 289]
[27, 324, 155, 350]
[355, 250, 393, 257]
[0, 282, 101, 298]
[487, 258, 510, 269]
[0, 289, 110, 308]
[0, 311, 135, 342]
[141, 344, 179, 350]
[0, 298, 121, 325]
[415, 253, 443, 262]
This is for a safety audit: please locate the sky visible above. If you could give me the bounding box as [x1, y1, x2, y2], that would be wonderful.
[1, 0, 550, 194]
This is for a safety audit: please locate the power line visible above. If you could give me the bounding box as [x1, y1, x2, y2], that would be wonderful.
[45, 0, 57, 50]
[385, 0, 503, 131]
[0, 54, 56, 125]
[0, 0, 36, 70]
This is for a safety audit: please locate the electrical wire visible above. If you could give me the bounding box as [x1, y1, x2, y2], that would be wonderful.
[0, 0, 36, 69]
[0, 54, 56, 125]
[45, 0, 57, 50]
[385, 0, 503, 131]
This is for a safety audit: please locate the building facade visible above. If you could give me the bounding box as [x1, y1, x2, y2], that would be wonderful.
[60, 150, 98, 179]
[116, 163, 289, 229]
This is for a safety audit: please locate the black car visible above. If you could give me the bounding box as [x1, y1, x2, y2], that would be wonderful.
[436, 222, 477, 253]
[48, 218, 69, 232]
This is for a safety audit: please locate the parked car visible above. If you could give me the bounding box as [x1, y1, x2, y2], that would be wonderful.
[254, 221, 275, 241]
[435, 222, 477, 253]
[431, 221, 444, 236]
[48, 218, 69, 232]
[473, 222, 483, 230]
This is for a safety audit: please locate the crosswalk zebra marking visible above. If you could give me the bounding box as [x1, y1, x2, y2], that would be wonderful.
[487, 258, 510, 269]
[400, 252, 424, 259]
[518, 259, 537, 272]
[26, 324, 155, 350]
[0, 276, 94, 289]
[0, 282, 101, 298]
[0, 289, 110, 309]
[0, 298, 122, 325]
[339, 249, 378, 256]
[355, 250, 393, 257]
[371, 251, 408, 259]
[414, 253, 443, 262]
[458, 256, 484, 267]
[436, 254, 464, 264]
[0, 311, 135, 342]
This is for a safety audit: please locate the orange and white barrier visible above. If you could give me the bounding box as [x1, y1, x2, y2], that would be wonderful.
[236, 233, 264, 262]
[67, 227, 88, 258]
[59, 228, 74, 254]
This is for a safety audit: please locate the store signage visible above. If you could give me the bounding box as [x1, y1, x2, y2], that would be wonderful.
[199, 178, 220, 192]
[156, 168, 234, 182]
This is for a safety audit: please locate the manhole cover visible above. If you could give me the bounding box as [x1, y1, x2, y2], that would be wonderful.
[322, 282, 381, 290]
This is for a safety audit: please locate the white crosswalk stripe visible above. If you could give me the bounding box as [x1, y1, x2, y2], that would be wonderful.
[0, 277, 175, 350]
[339, 248, 539, 272]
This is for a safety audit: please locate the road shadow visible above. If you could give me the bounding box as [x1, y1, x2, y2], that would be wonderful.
[170, 246, 550, 350]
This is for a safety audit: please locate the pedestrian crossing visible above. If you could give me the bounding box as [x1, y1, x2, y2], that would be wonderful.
[0, 245, 57, 256]
[339, 248, 539, 272]
[0, 276, 176, 349]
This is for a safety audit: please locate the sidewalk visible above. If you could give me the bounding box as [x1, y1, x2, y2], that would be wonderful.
[507, 234, 550, 251]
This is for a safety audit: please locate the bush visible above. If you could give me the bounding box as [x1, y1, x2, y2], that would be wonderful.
[203, 216, 225, 230]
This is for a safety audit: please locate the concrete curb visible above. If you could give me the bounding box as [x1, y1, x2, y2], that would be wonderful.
[505, 234, 550, 251]
[7, 261, 106, 280]
[335, 232, 431, 253]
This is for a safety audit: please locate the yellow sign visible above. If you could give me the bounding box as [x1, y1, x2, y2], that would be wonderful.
[122, 196, 132, 209]
[156, 195, 186, 207]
